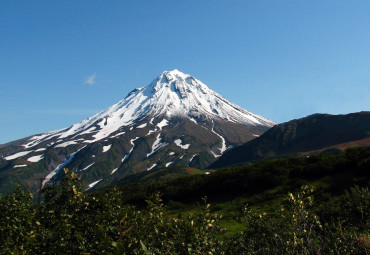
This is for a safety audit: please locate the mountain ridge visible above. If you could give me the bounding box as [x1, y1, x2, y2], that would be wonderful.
[210, 111, 370, 168]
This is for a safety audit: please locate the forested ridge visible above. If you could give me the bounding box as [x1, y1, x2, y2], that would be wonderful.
[1, 147, 369, 254]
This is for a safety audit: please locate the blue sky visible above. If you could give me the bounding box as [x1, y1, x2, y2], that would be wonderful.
[1, 0, 369, 144]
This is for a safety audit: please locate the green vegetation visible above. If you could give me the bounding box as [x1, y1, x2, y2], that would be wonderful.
[1, 147, 369, 254]
[107, 146, 370, 206]
[112, 166, 206, 187]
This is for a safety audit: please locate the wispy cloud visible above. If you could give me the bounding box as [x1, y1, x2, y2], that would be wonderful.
[84, 73, 97, 85]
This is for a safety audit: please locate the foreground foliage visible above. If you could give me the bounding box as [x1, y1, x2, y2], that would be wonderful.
[1, 147, 370, 254]
[1, 175, 369, 254]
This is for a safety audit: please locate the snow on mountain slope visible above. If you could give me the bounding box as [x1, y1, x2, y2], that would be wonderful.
[18, 69, 274, 149]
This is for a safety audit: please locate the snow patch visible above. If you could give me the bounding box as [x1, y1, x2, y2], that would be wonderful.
[210, 123, 227, 157]
[210, 151, 220, 158]
[147, 163, 157, 171]
[169, 152, 175, 155]
[35, 148, 46, 152]
[146, 130, 155, 136]
[55, 140, 79, 148]
[147, 134, 167, 157]
[86, 179, 103, 191]
[14, 164, 27, 168]
[27, 155, 44, 163]
[42, 146, 86, 187]
[157, 119, 169, 130]
[189, 117, 197, 124]
[165, 162, 173, 167]
[102, 144, 112, 153]
[137, 123, 147, 128]
[189, 154, 198, 162]
[23, 134, 49, 148]
[4, 151, 33, 160]
[111, 168, 119, 175]
[22, 132, 61, 149]
[122, 137, 140, 163]
[80, 162, 95, 171]
[174, 139, 190, 149]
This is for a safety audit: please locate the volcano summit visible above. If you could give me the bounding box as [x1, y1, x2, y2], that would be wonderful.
[0, 69, 275, 193]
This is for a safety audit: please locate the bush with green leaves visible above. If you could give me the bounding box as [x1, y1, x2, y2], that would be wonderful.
[0, 167, 369, 254]
[0, 185, 38, 254]
[226, 185, 369, 255]
[98, 194, 226, 255]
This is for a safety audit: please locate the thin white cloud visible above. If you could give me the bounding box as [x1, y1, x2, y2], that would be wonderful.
[84, 73, 97, 85]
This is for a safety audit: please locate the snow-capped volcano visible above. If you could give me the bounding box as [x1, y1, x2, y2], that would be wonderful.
[28, 69, 273, 145]
[0, 69, 275, 194]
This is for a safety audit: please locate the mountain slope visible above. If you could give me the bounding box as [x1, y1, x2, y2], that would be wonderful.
[210, 111, 370, 168]
[0, 69, 275, 194]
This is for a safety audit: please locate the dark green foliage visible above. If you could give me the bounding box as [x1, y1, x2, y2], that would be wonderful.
[227, 185, 369, 254]
[0, 147, 369, 254]
[0, 169, 228, 254]
[0, 185, 39, 254]
[112, 166, 204, 187]
[108, 146, 370, 206]
[1, 177, 368, 254]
